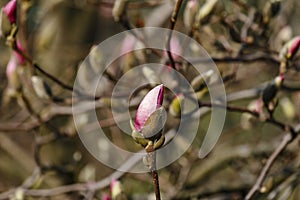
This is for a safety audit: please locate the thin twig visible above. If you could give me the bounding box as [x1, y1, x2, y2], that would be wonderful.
[0, 130, 176, 199]
[11, 42, 80, 94]
[245, 133, 294, 200]
[166, 0, 183, 69]
[146, 144, 161, 200]
[188, 54, 279, 64]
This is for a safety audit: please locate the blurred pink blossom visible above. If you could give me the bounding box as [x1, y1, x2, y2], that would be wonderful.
[14, 40, 25, 64]
[120, 34, 136, 55]
[102, 193, 111, 200]
[6, 56, 17, 79]
[165, 36, 182, 60]
[3, 0, 17, 24]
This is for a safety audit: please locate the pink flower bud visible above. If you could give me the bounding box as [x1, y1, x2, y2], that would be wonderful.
[134, 84, 164, 132]
[3, 0, 17, 24]
[287, 36, 300, 59]
[110, 179, 126, 200]
[6, 55, 17, 79]
[183, 0, 198, 28]
[280, 36, 300, 61]
[14, 40, 25, 64]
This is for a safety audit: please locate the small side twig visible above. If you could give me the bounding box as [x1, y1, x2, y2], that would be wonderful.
[11, 42, 80, 94]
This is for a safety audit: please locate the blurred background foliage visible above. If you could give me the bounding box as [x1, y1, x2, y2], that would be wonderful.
[0, 0, 300, 199]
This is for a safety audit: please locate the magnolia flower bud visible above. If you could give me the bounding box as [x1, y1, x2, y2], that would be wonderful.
[111, 179, 127, 200]
[88, 45, 104, 74]
[263, 0, 281, 24]
[279, 36, 300, 61]
[279, 97, 295, 120]
[194, 0, 218, 29]
[5, 56, 20, 96]
[169, 94, 184, 118]
[262, 75, 284, 109]
[260, 176, 274, 193]
[195, 87, 208, 100]
[132, 84, 166, 149]
[240, 100, 260, 130]
[183, 0, 198, 29]
[3, 0, 17, 24]
[191, 69, 214, 92]
[0, 0, 17, 37]
[112, 0, 128, 22]
[31, 76, 53, 100]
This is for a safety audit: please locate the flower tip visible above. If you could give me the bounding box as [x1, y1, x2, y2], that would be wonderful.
[157, 84, 164, 106]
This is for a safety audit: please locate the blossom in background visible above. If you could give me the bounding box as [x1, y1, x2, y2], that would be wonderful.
[102, 193, 111, 200]
[110, 179, 127, 200]
[183, 0, 199, 28]
[165, 36, 182, 61]
[6, 55, 17, 80]
[3, 0, 17, 24]
[14, 40, 25, 64]
[0, 0, 17, 37]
